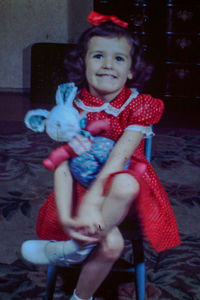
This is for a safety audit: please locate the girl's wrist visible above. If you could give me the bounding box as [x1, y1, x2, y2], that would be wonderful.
[59, 214, 72, 226]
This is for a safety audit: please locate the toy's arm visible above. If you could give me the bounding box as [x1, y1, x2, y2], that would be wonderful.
[85, 119, 110, 136]
[43, 144, 77, 170]
[43, 119, 110, 171]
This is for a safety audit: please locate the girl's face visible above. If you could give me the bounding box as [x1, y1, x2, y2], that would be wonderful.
[85, 36, 133, 102]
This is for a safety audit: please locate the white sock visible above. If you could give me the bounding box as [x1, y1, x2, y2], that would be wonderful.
[72, 289, 93, 300]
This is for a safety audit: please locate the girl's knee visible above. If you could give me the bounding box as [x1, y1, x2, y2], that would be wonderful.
[111, 173, 139, 200]
[101, 228, 124, 261]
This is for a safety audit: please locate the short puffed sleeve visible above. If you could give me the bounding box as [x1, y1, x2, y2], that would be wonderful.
[125, 94, 164, 137]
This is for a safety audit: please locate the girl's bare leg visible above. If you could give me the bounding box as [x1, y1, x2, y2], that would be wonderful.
[78, 173, 139, 237]
[75, 173, 139, 299]
[75, 227, 124, 299]
[101, 173, 139, 233]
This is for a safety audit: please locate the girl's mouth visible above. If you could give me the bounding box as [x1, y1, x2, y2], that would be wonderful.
[97, 74, 117, 78]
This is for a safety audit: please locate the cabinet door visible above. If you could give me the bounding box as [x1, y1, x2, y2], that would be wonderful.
[162, 0, 200, 101]
[165, 35, 200, 62]
[163, 63, 200, 97]
[166, 2, 200, 34]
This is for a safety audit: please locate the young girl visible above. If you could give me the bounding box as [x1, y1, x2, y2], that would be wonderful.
[21, 11, 180, 300]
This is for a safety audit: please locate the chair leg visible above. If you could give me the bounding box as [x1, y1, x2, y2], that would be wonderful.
[135, 262, 145, 300]
[45, 265, 58, 300]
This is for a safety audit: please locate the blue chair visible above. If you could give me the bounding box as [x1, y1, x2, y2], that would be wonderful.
[45, 130, 153, 300]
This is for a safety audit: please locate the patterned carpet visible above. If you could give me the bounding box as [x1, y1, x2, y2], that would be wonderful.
[0, 121, 200, 300]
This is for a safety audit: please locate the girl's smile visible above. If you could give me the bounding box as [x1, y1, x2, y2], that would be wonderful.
[85, 36, 133, 102]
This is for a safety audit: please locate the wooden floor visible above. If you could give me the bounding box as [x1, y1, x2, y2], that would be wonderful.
[0, 92, 199, 130]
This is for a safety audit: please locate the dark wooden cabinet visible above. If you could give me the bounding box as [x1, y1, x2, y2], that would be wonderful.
[30, 43, 75, 103]
[30, 1, 200, 110]
[94, 0, 200, 109]
[161, 0, 200, 106]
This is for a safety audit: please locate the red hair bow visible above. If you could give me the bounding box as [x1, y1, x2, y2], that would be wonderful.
[88, 11, 128, 28]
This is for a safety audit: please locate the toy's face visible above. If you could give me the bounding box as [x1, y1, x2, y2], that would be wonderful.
[46, 106, 80, 142]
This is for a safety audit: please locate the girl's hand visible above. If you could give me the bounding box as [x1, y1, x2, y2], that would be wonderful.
[77, 205, 105, 237]
[62, 216, 101, 244]
[67, 228, 100, 244]
[69, 134, 92, 155]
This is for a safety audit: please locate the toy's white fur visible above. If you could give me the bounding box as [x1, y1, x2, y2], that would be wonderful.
[24, 83, 81, 142]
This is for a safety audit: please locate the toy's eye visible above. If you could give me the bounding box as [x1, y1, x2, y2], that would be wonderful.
[56, 121, 61, 128]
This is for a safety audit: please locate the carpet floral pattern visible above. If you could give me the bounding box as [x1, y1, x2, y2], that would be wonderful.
[0, 122, 200, 299]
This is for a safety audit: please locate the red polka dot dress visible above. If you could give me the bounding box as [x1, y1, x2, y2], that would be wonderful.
[36, 87, 181, 252]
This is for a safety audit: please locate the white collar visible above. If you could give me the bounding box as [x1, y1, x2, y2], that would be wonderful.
[74, 89, 139, 117]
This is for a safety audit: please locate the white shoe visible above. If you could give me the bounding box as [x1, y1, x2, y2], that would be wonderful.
[21, 239, 96, 265]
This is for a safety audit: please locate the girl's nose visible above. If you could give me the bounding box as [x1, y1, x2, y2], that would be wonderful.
[103, 57, 113, 69]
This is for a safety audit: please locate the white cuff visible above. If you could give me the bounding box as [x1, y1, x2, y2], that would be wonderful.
[125, 125, 154, 138]
[72, 289, 93, 300]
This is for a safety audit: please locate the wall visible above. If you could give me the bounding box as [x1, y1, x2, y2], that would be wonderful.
[0, 0, 93, 91]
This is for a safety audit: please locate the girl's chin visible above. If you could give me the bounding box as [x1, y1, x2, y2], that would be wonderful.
[93, 83, 121, 93]
[90, 88, 123, 101]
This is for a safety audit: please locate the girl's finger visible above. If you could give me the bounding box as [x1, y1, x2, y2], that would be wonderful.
[75, 135, 92, 151]
[69, 135, 91, 155]
[68, 230, 99, 243]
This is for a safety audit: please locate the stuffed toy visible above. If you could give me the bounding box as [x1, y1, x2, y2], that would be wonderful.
[24, 82, 115, 188]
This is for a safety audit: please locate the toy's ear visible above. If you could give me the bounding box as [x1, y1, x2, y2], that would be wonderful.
[24, 109, 49, 132]
[64, 83, 78, 106]
[55, 86, 64, 106]
[56, 82, 78, 106]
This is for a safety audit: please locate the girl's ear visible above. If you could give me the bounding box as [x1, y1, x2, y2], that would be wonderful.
[24, 109, 49, 132]
[127, 70, 134, 80]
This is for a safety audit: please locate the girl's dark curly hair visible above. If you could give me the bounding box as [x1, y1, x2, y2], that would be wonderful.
[64, 21, 153, 92]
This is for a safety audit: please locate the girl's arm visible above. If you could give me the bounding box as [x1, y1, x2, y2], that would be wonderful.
[54, 151, 100, 243]
[54, 131, 143, 242]
[54, 132, 92, 222]
[54, 161, 73, 225]
[81, 129, 144, 209]
[69, 129, 144, 241]
[71, 130, 143, 239]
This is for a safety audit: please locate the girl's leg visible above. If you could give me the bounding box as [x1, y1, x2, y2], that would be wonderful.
[21, 173, 138, 266]
[78, 173, 139, 237]
[75, 227, 124, 300]
[101, 173, 139, 233]
[74, 173, 139, 299]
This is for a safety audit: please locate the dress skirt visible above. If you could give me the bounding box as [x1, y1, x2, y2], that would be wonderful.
[36, 156, 181, 252]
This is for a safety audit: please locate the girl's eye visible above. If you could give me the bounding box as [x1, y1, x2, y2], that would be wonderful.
[93, 54, 103, 59]
[115, 56, 125, 62]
